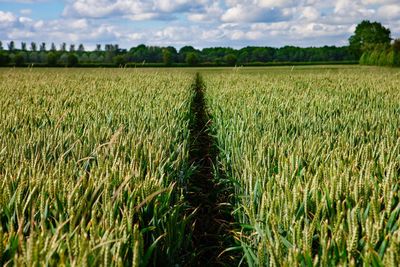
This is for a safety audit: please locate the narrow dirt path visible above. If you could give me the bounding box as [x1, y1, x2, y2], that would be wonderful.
[186, 73, 238, 266]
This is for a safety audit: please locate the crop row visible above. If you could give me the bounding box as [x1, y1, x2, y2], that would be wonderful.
[204, 68, 400, 266]
[0, 69, 195, 266]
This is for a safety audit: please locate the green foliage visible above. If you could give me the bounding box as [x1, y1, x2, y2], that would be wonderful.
[112, 55, 126, 66]
[47, 52, 58, 66]
[0, 52, 10, 66]
[0, 41, 357, 67]
[13, 52, 25, 66]
[185, 52, 198, 66]
[386, 50, 395, 66]
[79, 53, 89, 63]
[359, 51, 369, 64]
[378, 50, 387, 66]
[369, 49, 381, 65]
[395, 51, 400, 66]
[393, 39, 400, 52]
[179, 46, 197, 62]
[38, 51, 47, 63]
[224, 54, 237, 66]
[67, 54, 79, 67]
[359, 43, 400, 67]
[162, 49, 172, 66]
[7, 41, 15, 51]
[349, 20, 391, 58]
[58, 53, 68, 66]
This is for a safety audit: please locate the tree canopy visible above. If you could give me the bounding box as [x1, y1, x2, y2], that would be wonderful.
[349, 20, 391, 57]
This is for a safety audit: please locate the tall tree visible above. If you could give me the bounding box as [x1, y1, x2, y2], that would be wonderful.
[179, 46, 198, 63]
[60, 42, 66, 52]
[393, 39, 400, 52]
[40, 42, 46, 51]
[50, 42, 57, 51]
[69, 44, 75, 52]
[0, 52, 9, 66]
[14, 53, 25, 66]
[162, 49, 172, 66]
[349, 20, 391, 57]
[21, 42, 27, 51]
[78, 44, 85, 52]
[0, 41, 3, 50]
[95, 44, 101, 51]
[30, 42, 37, 52]
[185, 52, 198, 66]
[8, 41, 15, 51]
[105, 44, 117, 52]
[47, 52, 58, 66]
[224, 53, 237, 66]
[67, 54, 78, 67]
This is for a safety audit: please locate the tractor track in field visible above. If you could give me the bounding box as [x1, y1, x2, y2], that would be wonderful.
[186, 73, 239, 266]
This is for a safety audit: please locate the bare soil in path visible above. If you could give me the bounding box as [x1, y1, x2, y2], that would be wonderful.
[186, 73, 239, 266]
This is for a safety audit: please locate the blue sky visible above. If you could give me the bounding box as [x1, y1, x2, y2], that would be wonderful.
[0, 0, 399, 50]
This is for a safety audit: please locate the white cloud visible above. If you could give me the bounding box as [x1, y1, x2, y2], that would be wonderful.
[221, 4, 291, 22]
[378, 4, 400, 20]
[63, 0, 211, 21]
[69, 18, 88, 29]
[155, 0, 195, 12]
[251, 22, 291, 31]
[361, 0, 399, 4]
[298, 6, 320, 21]
[334, 0, 376, 18]
[1, 0, 400, 48]
[187, 2, 223, 22]
[19, 16, 33, 23]
[290, 23, 352, 38]
[257, 0, 296, 8]
[19, 9, 32, 15]
[127, 32, 145, 41]
[228, 30, 263, 41]
[0, 11, 17, 30]
[62, 0, 127, 18]
[124, 12, 166, 21]
[201, 29, 224, 40]
[0, 11, 120, 46]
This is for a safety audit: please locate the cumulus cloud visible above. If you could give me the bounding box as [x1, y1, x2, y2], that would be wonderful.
[0, 0, 400, 48]
[155, 0, 199, 13]
[221, 4, 292, 23]
[378, 4, 400, 20]
[19, 9, 32, 15]
[361, 0, 399, 4]
[0, 11, 16, 22]
[62, 0, 211, 21]
[257, 0, 296, 8]
[0, 11, 17, 29]
[0, 0, 46, 2]
[187, 2, 223, 22]
[334, 0, 376, 19]
[298, 6, 320, 21]
[0, 10, 120, 46]
[290, 23, 352, 38]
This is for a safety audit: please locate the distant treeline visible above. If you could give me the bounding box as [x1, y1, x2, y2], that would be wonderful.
[359, 40, 400, 67]
[0, 41, 356, 67]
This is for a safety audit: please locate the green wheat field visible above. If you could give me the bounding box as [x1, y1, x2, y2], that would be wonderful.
[0, 66, 399, 266]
